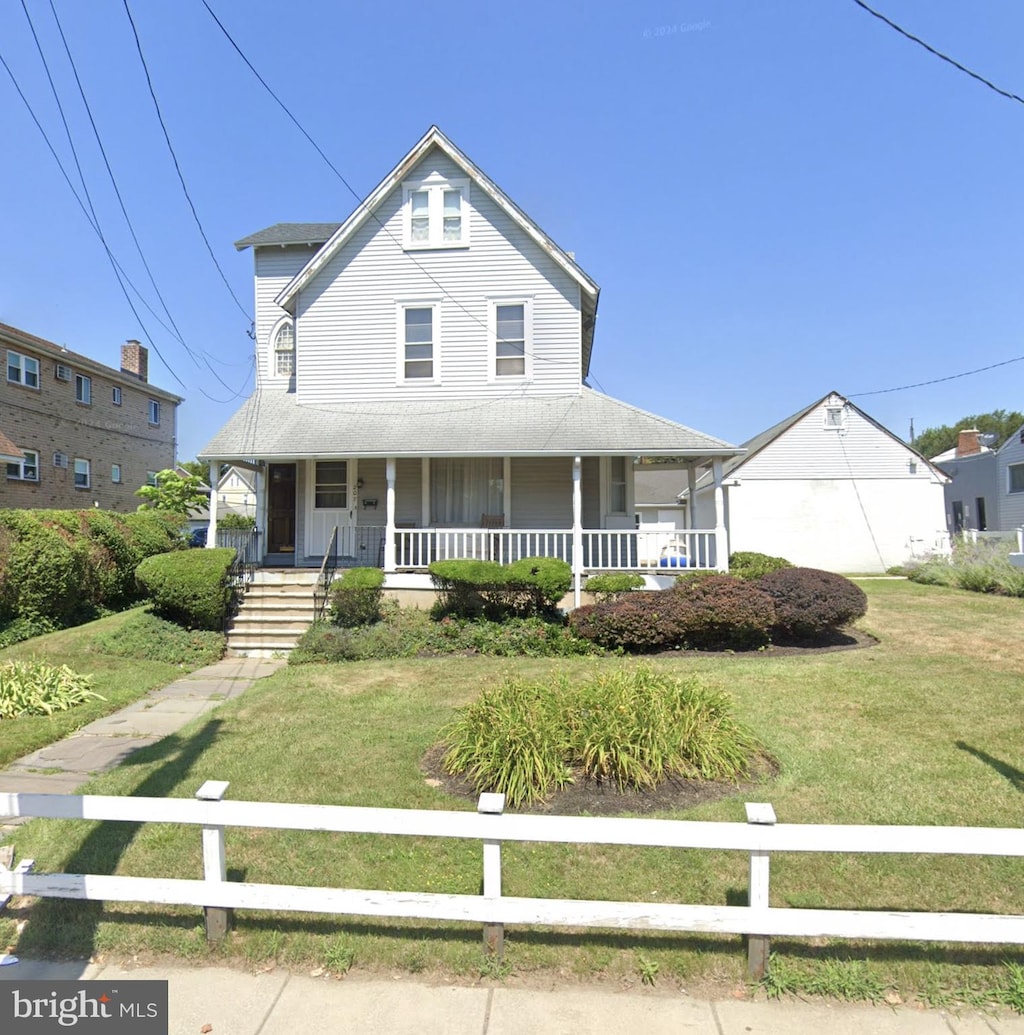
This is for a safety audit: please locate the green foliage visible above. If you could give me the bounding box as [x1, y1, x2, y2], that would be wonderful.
[329, 567, 385, 627]
[729, 550, 793, 580]
[637, 953, 660, 986]
[442, 667, 761, 806]
[0, 660, 103, 719]
[760, 954, 887, 1003]
[910, 409, 1024, 460]
[135, 468, 208, 516]
[0, 615, 57, 649]
[0, 518, 90, 623]
[290, 609, 600, 664]
[217, 513, 256, 530]
[756, 568, 868, 639]
[429, 557, 572, 619]
[120, 510, 186, 557]
[135, 548, 235, 630]
[908, 536, 1024, 597]
[584, 572, 645, 601]
[570, 577, 775, 652]
[91, 610, 225, 666]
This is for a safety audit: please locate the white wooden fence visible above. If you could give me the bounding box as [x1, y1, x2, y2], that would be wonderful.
[2, 784, 1023, 977]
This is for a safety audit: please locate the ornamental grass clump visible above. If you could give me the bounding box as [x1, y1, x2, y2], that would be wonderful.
[0, 660, 103, 719]
[441, 667, 761, 806]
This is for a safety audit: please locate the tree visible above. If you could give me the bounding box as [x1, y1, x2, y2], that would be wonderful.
[910, 410, 1024, 460]
[177, 459, 209, 481]
[135, 469, 208, 517]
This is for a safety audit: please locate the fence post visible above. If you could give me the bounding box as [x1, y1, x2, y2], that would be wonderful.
[745, 802, 776, 980]
[196, 780, 231, 943]
[478, 792, 505, 959]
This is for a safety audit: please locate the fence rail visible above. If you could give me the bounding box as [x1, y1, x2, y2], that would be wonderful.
[2, 787, 1023, 975]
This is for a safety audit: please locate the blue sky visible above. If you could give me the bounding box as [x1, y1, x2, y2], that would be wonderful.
[1, 0, 1021, 462]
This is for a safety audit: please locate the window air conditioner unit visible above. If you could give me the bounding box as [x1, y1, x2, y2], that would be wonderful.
[53, 452, 68, 469]
[55, 363, 72, 382]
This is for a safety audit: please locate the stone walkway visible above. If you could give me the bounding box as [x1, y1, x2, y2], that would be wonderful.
[0, 657, 284, 830]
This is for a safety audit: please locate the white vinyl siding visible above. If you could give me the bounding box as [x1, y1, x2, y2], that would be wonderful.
[510, 457, 573, 528]
[253, 246, 320, 383]
[294, 151, 582, 405]
[997, 430, 1024, 530]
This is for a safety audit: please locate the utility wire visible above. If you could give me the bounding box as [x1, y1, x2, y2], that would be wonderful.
[123, 0, 253, 326]
[851, 0, 1024, 107]
[850, 353, 1024, 398]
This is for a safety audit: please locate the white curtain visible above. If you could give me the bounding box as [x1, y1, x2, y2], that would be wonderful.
[430, 458, 503, 525]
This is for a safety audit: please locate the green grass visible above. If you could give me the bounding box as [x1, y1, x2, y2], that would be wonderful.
[0, 608, 224, 769]
[3, 581, 1024, 1006]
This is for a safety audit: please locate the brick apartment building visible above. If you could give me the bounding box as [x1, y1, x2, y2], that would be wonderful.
[0, 322, 182, 512]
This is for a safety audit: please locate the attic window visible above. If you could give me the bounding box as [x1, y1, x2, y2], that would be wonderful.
[402, 179, 469, 249]
[824, 406, 844, 429]
[273, 321, 295, 376]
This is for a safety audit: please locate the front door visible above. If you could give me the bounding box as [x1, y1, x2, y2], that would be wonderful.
[267, 463, 297, 554]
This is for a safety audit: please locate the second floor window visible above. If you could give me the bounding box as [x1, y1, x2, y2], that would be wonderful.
[74, 458, 90, 489]
[274, 322, 295, 376]
[76, 374, 91, 405]
[148, 399, 161, 425]
[112, 386, 122, 406]
[7, 351, 39, 388]
[402, 306, 435, 381]
[111, 463, 122, 484]
[6, 450, 39, 481]
[493, 303, 528, 377]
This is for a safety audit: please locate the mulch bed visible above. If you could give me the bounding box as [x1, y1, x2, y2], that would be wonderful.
[421, 627, 876, 816]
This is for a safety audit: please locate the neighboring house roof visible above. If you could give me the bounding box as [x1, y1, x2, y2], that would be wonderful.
[198, 388, 739, 461]
[265, 126, 601, 379]
[634, 469, 689, 506]
[931, 445, 994, 464]
[0, 427, 22, 463]
[234, 223, 342, 249]
[0, 322, 183, 403]
[684, 391, 949, 495]
[217, 465, 256, 494]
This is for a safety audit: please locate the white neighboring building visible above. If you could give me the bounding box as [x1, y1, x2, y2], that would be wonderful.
[216, 465, 256, 518]
[688, 392, 951, 573]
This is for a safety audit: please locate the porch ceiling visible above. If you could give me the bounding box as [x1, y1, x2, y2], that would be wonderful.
[198, 389, 741, 464]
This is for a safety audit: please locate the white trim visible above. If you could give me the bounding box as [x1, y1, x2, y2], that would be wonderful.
[73, 457, 91, 489]
[487, 296, 533, 382]
[75, 373, 91, 405]
[395, 300, 441, 385]
[148, 398, 161, 426]
[7, 350, 40, 389]
[267, 314, 296, 382]
[401, 176, 470, 250]
[273, 127, 599, 312]
[6, 449, 39, 482]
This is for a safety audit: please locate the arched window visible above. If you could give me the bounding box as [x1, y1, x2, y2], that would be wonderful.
[274, 322, 295, 376]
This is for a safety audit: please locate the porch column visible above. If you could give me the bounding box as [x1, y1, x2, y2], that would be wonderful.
[253, 464, 264, 558]
[572, 456, 583, 609]
[206, 461, 219, 548]
[686, 462, 698, 530]
[712, 457, 728, 571]
[384, 458, 397, 572]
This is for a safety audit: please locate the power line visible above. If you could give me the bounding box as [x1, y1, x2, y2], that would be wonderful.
[851, 0, 1024, 107]
[850, 353, 1024, 398]
[122, 0, 253, 327]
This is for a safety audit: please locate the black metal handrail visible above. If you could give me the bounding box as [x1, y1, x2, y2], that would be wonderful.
[219, 527, 259, 597]
[313, 526, 339, 621]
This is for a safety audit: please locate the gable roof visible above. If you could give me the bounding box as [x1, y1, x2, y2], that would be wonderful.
[0, 427, 23, 463]
[198, 387, 739, 462]
[270, 126, 601, 377]
[234, 223, 342, 250]
[684, 391, 948, 495]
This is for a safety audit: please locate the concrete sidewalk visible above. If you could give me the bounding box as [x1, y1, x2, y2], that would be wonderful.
[0, 958, 1021, 1034]
[0, 658, 284, 818]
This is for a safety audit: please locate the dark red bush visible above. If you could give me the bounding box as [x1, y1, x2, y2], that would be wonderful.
[671, 574, 775, 649]
[757, 567, 867, 639]
[569, 594, 682, 652]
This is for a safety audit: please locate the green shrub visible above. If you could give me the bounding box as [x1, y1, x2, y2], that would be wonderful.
[135, 548, 235, 630]
[91, 610, 225, 666]
[729, 551, 793, 580]
[758, 567, 868, 639]
[429, 557, 572, 619]
[584, 572, 646, 601]
[217, 513, 256, 530]
[0, 615, 57, 649]
[3, 521, 90, 622]
[0, 660, 103, 719]
[442, 667, 761, 806]
[330, 567, 385, 627]
[121, 510, 185, 559]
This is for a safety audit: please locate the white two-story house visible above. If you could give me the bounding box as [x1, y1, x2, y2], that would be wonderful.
[199, 127, 741, 602]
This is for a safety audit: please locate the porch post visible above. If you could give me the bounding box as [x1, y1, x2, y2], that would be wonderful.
[686, 462, 698, 530]
[253, 463, 264, 559]
[206, 461, 219, 548]
[384, 458, 397, 572]
[572, 456, 583, 608]
[712, 457, 728, 571]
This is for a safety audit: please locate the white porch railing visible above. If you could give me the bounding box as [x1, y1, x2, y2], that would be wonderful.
[391, 528, 720, 572]
[2, 786, 1023, 979]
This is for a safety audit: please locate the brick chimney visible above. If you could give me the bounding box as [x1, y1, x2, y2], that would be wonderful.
[956, 429, 981, 457]
[120, 340, 149, 383]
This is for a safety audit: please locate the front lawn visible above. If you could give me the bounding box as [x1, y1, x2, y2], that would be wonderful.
[4, 581, 1024, 1004]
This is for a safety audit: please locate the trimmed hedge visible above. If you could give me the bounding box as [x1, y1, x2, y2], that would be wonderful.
[330, 567, 385, 627]
[729, 550, 793, 580]
[429, 557, 572, 619]
[584, 572, 645, 601]
[757, 566, 867, 639]
[135, 548, 235, 630]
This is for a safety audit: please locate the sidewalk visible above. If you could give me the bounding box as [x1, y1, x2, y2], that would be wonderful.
[0, 657, 284, 821]
[0, 958, 1021, 1034]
